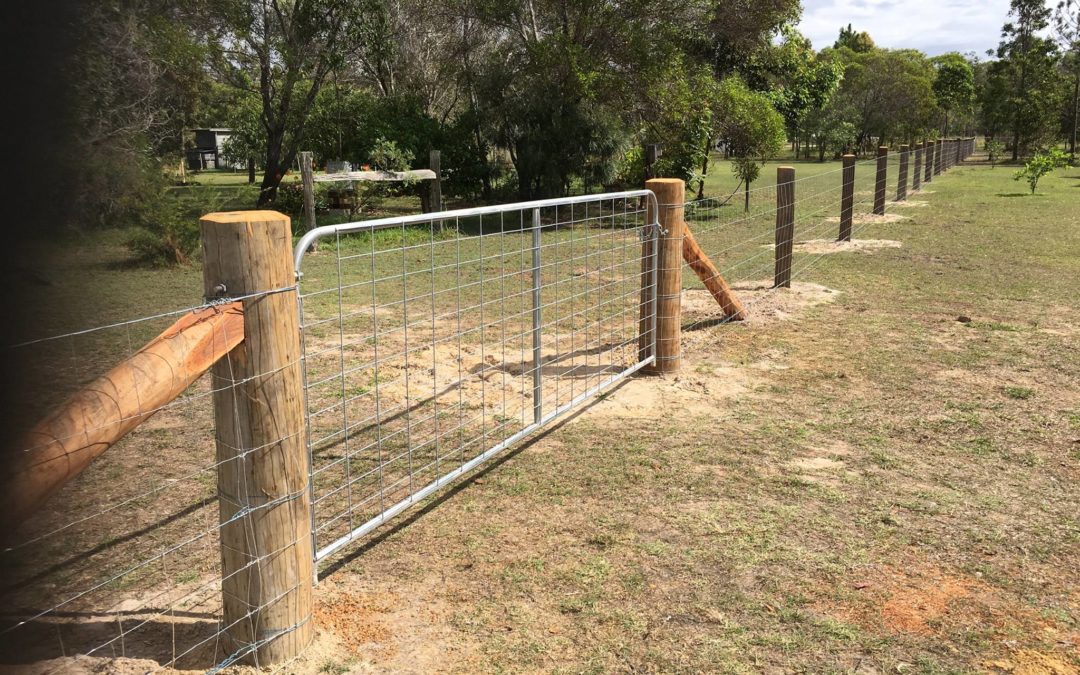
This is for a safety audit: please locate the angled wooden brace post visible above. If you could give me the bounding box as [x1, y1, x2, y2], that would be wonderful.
[681, 224, 746, 320]
[2, 302, 245, 527]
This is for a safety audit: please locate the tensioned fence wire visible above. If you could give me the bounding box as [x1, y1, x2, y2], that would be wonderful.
[295, 193, 659, 563]
[0, 143, 962, 672]
[681, 150, 914, 329]
[0, 289, 311, 672]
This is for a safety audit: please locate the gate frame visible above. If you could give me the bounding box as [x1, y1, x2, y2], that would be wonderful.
[294, 190, 662, 567]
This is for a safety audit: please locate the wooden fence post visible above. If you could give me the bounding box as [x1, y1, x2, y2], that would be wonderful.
[954, 138, 962, 167]
[429, 149, 443, 211]
[644, 178, 683, 374]
[933, 139, 943, 176]
[873, 146, 888, 215]
[644, 144, 661, 182]
[839, 154, 855, 242]
[912, 143, 923, 192]
[299, 151, 316, 234]
[429, 149, 444, 230]
[200, 210, 314, 666]
[774, 166, 795, 288]
[897, 144, 909, 201]
[924, 139, 934, 183]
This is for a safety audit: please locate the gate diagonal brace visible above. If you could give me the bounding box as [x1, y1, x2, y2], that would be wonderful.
[682, 223, 746, 321]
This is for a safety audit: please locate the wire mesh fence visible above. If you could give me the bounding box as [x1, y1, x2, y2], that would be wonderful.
[681, 148, 926, 330]
[0, 298, 286, 672]
[0, 140, 974, 672]
[295, 192, 660, 562]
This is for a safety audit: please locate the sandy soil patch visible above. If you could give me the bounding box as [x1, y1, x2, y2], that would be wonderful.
[792, 239, 902, 255]
[823, 213, 908, 225]
[985, 650, 1080, 675]
[889, 199, 930, 208]
[681, 281, 840, 332]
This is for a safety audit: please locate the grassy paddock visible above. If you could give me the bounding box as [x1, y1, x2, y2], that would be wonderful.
[4, 158, 1078, 673]
[299, 160, 1080, 673]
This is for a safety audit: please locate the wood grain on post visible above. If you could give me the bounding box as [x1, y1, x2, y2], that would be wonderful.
[873, 146, 888, 215]
[201, 210, 313, 665]
[682, 224, 745, 320]
[934, 139, 943, 176]
[839, 154, 855, 241]
[299, 152, 316, 234]
[774, 167, 795, 288]
[644, 178, 683, 374]
[2, 303, 244, 528]
[912, 143, 923, 192]
[924, 139, 934, 183]
[896, 144, 909, 201]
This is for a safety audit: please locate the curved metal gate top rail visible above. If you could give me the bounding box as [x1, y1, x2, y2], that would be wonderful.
[295, 190, 659, 565]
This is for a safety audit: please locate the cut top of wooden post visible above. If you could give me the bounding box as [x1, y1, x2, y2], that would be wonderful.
[201, 210, 297, 296]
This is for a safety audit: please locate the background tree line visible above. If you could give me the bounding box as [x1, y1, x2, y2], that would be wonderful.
[61, 0, 1080, 262]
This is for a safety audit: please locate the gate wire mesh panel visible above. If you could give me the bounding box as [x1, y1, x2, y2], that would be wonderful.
[680, 156, 886, 327]
[0, 295, 302, 672]
[296, 192, 658, 561]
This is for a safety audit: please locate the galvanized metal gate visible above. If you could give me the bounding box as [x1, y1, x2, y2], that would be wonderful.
[294, 191, 659, 563]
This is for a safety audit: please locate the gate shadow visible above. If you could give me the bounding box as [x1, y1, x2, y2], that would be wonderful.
[318, 375, 634, 579]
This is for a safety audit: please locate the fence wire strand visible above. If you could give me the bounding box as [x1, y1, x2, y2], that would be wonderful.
[0, 142, 974, 672]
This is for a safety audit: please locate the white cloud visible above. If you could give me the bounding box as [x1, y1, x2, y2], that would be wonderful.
[798, 0, 1014, 56]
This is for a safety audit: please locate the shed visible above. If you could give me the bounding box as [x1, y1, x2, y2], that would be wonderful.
[186, 128, 234, 170]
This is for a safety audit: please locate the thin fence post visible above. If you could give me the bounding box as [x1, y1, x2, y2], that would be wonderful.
[897, 144, 909, 201]
[429, 149, 444, 230]
[299, 151, 316, 234]
[774, 166, 795, 288]
[644, 178, 683, 374]
[954, 138, 962, 167]
[933, 139, 943, 176]
[924, 139, 934, 183]
[873, 146, 888, 215]
[839, 154, 855, 241]
[912, 142, 923, 192]
[200, 210, 314, 666]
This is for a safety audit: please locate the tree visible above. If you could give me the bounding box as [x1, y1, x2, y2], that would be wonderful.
[835, 24, 875, 53]
[932, 53, 976, 136]
[743, 27, 843, 159]
[1055, 0, 1080, 159]
[826, 47, 938, 150]
[1013, 147, 1072, 192]
[207, 0, 364, 205]
[219, 92, 266, 183]
[995, 0, 1063, 160]
[713, 76, 786, 210]
[986, 138, 1006, 166]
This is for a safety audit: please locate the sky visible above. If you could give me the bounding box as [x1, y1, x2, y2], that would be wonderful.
[797, 0, 1014, 56]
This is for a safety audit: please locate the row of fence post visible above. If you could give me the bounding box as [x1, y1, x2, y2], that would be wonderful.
[198, 136, 977, 666]
[777, 137, 976, 288]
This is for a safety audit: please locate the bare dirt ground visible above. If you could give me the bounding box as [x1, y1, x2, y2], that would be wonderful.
[793, 239, 904, 255]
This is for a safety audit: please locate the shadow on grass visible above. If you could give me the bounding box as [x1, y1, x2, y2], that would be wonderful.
[318, 376, 635, 579]
[996, 193, 1039, 198]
